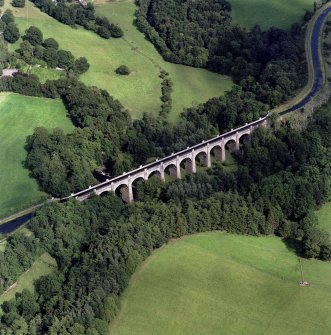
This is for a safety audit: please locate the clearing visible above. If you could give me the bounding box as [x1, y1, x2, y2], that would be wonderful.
[230, 0, 315, 30]
[110, 232, 331, 335]
[0, 93, 73, 218]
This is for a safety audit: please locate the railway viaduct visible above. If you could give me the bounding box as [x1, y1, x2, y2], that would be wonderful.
[68, 115, 269, 203]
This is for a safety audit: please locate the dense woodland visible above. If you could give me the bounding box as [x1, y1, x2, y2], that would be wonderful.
[136, 0, 308, 109]
[0, 1, 331, 334]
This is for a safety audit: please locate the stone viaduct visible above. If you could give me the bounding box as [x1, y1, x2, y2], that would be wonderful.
[67, 115, 269, 203]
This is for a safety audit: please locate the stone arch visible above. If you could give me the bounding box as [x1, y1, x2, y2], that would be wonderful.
[131, 176, 145, 201]
[224, 138, 238, 153]
[163, 163, 179, 180]
[99, 190, 111, 197]
[210, 145, 224, 163]
[194, 150, 209, 168]
[114, 183, 132, 203]
[239, 133, 251, 145]
[147, 169, 162, 180]
[180, 157, 195, 174]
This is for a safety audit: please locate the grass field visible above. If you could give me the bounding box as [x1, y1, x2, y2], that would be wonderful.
[0, 253, 56, 309]
[230, 0, 315, 30]
[8, 0, 233, 120]
[110, 232, 331, 335]
[0, 93, 73, 218]
[317, 202, 331, 235]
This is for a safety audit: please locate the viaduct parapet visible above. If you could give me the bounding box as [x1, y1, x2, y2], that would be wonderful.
[68, 116, 269, 203]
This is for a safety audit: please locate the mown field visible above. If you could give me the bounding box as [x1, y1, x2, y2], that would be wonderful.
[0, 93, 73, 218]
[317, 202, 331, 235]
[230, 0, 315, 30]
[0, 252, 56, 311]
[110, 232, 331, 335]
[9, 0, 233, 120]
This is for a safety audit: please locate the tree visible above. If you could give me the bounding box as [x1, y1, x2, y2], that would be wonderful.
[12, 0, 25, 7]
[3, 22, 20, 43]
[43, 38, 59, 50]
[23, 26, 43, 46]
[115, 65, 130, 75]
[73, 57, 89, 75]
[97, 26, 110, 39]
[1, 10, 14, 24]
[56, 50, 74, 69]
[43, 48, 58, 68]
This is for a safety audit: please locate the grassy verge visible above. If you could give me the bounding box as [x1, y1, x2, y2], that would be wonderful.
[8, 0, 233, 120]
[230, 0, 316, 30]
[110, 232, 331, 335]
[317, 202, 331, 235]
[0, 92, 73, 218]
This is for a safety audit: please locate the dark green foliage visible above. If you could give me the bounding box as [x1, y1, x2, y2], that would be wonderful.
[12, 0, 25, 8]
[1, 10, 14, 24]
[0, 0, 4, 6]
[23, 26, 43, 46]
[56, 49, 75, 69]
[115, 65, 130, 75]
[159, 70, 173, 118]
[136, 0, 307, 109]
[43, 37, 59, 50]
[73, 56, 90, 74]
[3, 22, 20, 43]
[30, 0, 123, 39]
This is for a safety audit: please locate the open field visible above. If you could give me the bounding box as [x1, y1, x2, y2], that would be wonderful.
[0, 93, 73, 218]
[230, 0, 315, 30]
[8, 0, 233, 120]
[0, 253, 56, 309]
[317, 202, 331, 235]
[110, 232, 331, 335]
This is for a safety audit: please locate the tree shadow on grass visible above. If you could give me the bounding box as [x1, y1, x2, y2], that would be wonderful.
[282, 237, 303, 257]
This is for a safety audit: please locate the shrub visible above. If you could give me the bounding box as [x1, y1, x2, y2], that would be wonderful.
[115, 65, 130, 75]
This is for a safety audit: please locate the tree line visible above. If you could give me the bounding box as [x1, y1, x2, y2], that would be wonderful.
[31, 0, 123, 39]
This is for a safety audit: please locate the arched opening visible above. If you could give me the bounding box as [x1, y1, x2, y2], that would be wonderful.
[164, 164, 179, 180]
[195, 151, 209, 168]
[147, 170, 162, 180]
[180, 157, 195, 176]
[210, 145, 224, 164]
[239, 133, 250, 147]
[114, 184, 132, 203]
[131, 177, 145, 201]
[225, 139, 238, 153]
[99, 190, 111, 197]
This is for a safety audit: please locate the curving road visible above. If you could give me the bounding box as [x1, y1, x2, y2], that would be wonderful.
[1, 5, 331, 235]
[280, 5, 331, 115]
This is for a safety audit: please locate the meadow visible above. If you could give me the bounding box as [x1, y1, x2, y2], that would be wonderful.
[317, 202, 331, 235]
[110, 232, 331, 335]
[9, 0, 233, 121]
[0, 252, 56, 310]
[230, 0, 315, 30]
[0, 93, 73, 218]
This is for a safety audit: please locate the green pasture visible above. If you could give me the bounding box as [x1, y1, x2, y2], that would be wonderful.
[0, 93, 73, 218]
[0, 253, 56, 309]
[230, 0, 316, 30]
[9, 0, 233, 120]
[317, 202, 331, 235]
[110, 232, 331, 335]
[30, 66, 63, 83]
